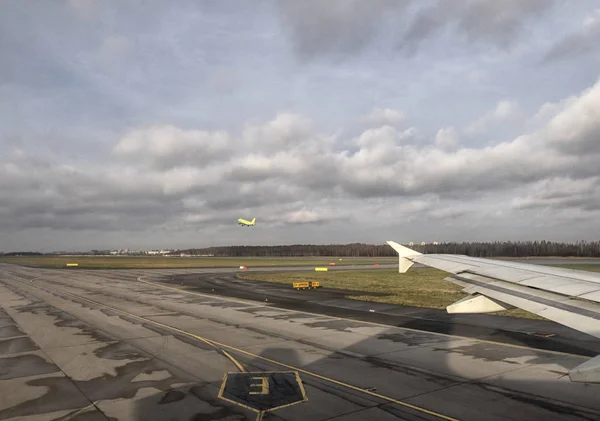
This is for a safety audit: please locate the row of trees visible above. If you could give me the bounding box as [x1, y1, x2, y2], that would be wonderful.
[0, 252, 43, 256]
[180, 240, 600, 258]
[4, 241, 599, 258]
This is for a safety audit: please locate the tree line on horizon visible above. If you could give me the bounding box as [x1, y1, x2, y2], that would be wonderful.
[180, 240, 600, 258]
[2, 241, 599, 258]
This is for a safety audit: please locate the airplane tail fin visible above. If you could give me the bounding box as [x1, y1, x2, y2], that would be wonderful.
[251, 218, 256, 224]
[386, 240, 422, 273]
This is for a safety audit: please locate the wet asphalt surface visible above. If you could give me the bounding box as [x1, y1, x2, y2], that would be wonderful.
[1, 262, 600, 421]
[168, 271, 600, 358]
[177, 269, 600, 357]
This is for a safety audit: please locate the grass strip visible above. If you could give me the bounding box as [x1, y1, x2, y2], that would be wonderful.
[0, 255, 385, 269]
[239, 265, 600, 320]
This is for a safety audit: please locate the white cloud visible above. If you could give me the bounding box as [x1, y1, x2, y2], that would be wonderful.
[243, 113, 314, 151]
[3, 76, 600, 248]
[2, 1, 600, 251]
[543, 80, 600, 154]
[363, 108, 405, 126]
[434, 127, 459, 150]
[529, 95, 580, 126]
[511, 177, 600, 211]
[113, 76, 600, 205]
[113, 125, 232, 169]
[284, 208, 329, 224]
[465, 99, 520, 135]
[493, 100, 518, 120]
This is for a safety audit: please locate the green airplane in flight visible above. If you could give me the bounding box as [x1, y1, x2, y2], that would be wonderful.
[237, 217, 256, 226]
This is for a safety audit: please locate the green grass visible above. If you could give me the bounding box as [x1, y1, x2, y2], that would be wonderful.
[242, 268, 465, 308]
[238, 264, 600, 320]
[0, 255, 384, 269]
[5, 254, 600, 321]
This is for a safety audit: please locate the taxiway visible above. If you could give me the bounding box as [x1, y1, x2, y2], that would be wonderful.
[1, 263, 600, 421]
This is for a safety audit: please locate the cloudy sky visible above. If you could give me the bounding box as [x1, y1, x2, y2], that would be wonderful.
[1, 0, 600, 252]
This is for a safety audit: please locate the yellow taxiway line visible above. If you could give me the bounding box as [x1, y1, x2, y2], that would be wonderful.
[14, 276, 459, 421]
[136, 274, 587, 359]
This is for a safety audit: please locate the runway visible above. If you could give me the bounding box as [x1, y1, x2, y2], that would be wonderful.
[1, 263, 600, 421]
[172, 270, 600, 358]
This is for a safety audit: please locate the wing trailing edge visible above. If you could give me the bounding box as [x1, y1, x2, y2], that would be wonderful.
[387, 240, 600, 383]
[445, 293, 515, 314]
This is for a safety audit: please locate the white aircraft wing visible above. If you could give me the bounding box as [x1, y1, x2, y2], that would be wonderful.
[387, 240, 600, 383]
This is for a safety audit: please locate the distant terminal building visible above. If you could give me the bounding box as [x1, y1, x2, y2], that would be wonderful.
[146, 249, 173, 255]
